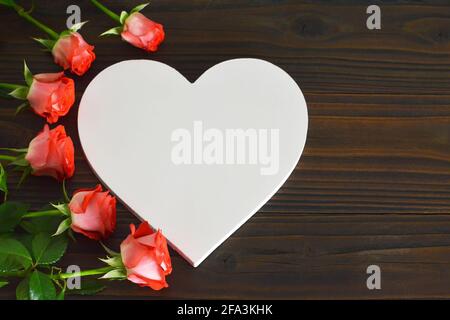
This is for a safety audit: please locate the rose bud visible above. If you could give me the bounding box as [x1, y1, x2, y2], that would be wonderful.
[52, 32, 96, 76]
[26, 72, 75, 124]
[25, 124, 75, 181]
[69, 184, 116, 240]
[121, 12, 165, 52]
[120, 222, 172, 290]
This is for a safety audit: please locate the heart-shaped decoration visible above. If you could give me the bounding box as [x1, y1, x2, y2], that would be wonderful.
[78, 59, 308, 267]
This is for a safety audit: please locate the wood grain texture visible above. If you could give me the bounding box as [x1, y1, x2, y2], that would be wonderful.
[1, 0, 450, 299]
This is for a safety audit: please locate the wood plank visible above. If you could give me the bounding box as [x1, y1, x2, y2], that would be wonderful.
[0, 0, 449, 299]
[2, 213, 450, 299]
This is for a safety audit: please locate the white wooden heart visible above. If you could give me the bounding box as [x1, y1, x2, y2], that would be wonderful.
[78, 59, 308, 267]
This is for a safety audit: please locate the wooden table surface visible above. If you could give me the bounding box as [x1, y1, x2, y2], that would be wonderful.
[1, 0, 450, 299]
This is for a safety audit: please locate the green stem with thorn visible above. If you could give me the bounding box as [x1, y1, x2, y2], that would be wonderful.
[8, 1, 60, 40]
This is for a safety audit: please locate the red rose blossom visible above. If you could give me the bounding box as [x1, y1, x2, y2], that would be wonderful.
[120, 222, 172, 290]
[121, 12, 165, 52]
[26, 72, 75, 123]
[25, 125, 75, 181]
[52, 32, 96, 76]
[69, 184, 117, 240]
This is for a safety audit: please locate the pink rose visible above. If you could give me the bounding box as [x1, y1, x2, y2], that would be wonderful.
[120, 222, 172, 290]
[26, 72, 75, 123]
[25, 125, 75, 181]
[121, 12, 165, 52]
[69, 184, 117, 240]
[52, 32, 96, 76]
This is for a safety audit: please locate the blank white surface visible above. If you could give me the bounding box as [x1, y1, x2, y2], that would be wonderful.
[78, 59, 308, 267]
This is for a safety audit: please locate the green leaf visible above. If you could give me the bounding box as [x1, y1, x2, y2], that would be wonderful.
[57, 289, 65, 300]
[100, 26, 122, 37]
[9, 156, 29, 167]
[0, 235, 31, 272]
[70, 21, 88, 32]
[99, 255, 124, 268]
[100, 242, 120, 256]
[23, 61, 33, 86]
[67, 228, 76, 242]
[59, 30, 71, 38]
[131, 3, 150, 14]
[0, 279, 8, 288]
[29, 270, 57, 300]
[9, 86, 29, 100]
[68, 279, 105, 296]
[53, 218, 71, 236]
[16, 276, 30, 300]
[100, 269, 126, 279]
[0, 237, 32, 271]
[0, 254, 22, 273]
[51, 203, 70, 216]
[0, 89, 12, 98]
[119, 11, 129, 25]
[17, 166, 32, 187]
[33, 38, 56, 51]
[15, 101, 29, 116]
[17, 233, 33, 255]
[21, 215, 65, 234]
[32, 233, 68, 265]
[0, 202, 28, 233]
[0, 163, 7, 201]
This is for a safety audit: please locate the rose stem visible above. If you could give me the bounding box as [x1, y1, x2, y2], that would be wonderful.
[55, 266, 114, 279]
[1, 266, 114, 280]
[22, 209, 64, 219]
[0, 83, 25, 90]
[10, 1, 60, 40]
[0, 155, 16, 162]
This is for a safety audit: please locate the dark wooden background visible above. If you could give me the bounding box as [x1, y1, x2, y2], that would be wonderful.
[1, 0, 450, 299]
